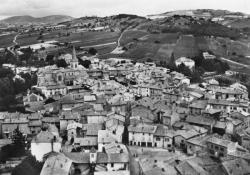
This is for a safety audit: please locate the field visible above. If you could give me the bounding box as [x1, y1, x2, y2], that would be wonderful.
[120, 30, 149, 45]
[118, 31, 250, 66]
[0, 33, 17, 48]
[120, 32, 181, 61]
[16, 30, 120, 48]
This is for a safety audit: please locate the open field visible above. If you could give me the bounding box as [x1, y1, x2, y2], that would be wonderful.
[120, 30, 149, 46]
[0, 33, 17, 48]
[118, 32, 250, 66]
[16, 30, 120, 47]
[120, 32, 181, 61]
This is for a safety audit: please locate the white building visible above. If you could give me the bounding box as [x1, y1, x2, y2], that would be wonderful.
[203, 52, 216, 59]
[31, 131, 62, 161]
[175, 57, 195, 70]
[128, 123, 157, 147]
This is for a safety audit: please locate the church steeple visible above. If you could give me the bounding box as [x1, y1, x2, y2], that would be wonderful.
[70, 46, 79, 69]
[72, 46, 77, 61]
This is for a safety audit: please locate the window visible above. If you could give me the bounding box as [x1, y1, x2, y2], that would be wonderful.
[165, 138, 169, 142]
[58, 75, 62, 81]
[215, 146, 219, 150]
[111, 163, 114, 167]
[220, 147, 224, 151]
[156, 137, 161, 141]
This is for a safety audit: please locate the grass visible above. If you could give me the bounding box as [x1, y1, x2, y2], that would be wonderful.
[120, 30, 149, 46]
[16, 30, 120, 47]
[0, 33, 17, 48]
[120, 32, 180, 61]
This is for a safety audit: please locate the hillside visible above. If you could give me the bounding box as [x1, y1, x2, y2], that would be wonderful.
[62, 14, 149, 32]
[148, 9, 249, 19]
[0, 15, 74, 25]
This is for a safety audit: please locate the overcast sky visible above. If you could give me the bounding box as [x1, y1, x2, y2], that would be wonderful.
[0, 0, 250, 19]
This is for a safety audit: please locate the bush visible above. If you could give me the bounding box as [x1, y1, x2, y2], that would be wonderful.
[56, 59, 68, 68]
[88, 47, 97, 55]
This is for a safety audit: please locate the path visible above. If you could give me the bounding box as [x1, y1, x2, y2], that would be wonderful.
[13, 33, 19, 45]
[220, 57, 249, 68]
[6, 33, 19, 56]
[117, 30, 128, 47]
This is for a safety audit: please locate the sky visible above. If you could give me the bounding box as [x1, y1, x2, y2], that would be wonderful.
[0, 0, 250, 19]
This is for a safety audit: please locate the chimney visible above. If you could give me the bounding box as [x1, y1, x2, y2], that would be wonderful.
[51, 136, 56, 152]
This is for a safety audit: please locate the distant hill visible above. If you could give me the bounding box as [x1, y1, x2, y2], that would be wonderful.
[62, 14, 149, 32]
[147, 9, 249, 19]
[0, 15, 74, 25]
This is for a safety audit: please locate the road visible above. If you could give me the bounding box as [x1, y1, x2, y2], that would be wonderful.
[126, 146, 142, 175]
[13, 34, 19, 45]
[6, 33, 19, 56]
[220, 57, 249, 68]
[117, 30, 128, 47]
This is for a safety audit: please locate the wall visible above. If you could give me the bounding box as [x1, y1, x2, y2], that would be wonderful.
[31, 142, 61, 161]
[107, 163, 127, 171]
[129, 132, 154, 147]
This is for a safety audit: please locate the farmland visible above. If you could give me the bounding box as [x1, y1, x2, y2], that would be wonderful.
[16, 30, 120, 48]
[0, 33, 17, 48]
[119, 32, 181, 61]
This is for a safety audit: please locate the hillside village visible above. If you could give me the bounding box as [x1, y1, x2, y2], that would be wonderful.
[0, 43, 250, 175]
[1, 8, 250, 175]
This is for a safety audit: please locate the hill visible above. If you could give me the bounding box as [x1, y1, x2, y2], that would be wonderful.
[148, 9, 249, 19]
[0, 15, 74, 25]
[62, 14, 149, 32]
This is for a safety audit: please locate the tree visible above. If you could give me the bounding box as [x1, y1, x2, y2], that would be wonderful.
[191, 70, 201, 83]
[168, 52, 176, 70]
[177, 63, 192, 77]
[56, 59, 68, 68]
[12, 155, 44, 175]
[146, 58, 153, 62]
[88, 47, 97, 55]
[12, 126, 26, 156]
[79, 59, 91, 68]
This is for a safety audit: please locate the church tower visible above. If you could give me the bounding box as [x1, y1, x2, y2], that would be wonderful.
[70, 46, 79, 69]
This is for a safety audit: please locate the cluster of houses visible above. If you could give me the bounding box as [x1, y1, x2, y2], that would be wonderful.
[1, 48, 250, 175]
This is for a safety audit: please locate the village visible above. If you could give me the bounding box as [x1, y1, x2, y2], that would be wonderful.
[0, 44, 249, 175]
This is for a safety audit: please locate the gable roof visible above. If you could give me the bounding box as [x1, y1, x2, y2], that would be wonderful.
[32, 131, 59, 143]
[222, 158, 250, 175]
[175, 160, 208, 175]
[40, 153, 72, 175]
[97, 153, 129, 163]
[128, 124, 157, 134]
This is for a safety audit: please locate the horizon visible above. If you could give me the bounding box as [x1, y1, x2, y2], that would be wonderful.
[0, 8, 249, 20]
[0, 0, 249, 19]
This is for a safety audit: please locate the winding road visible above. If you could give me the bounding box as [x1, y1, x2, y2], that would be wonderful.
[7, 33, 19, 56]
[12, 34, 19, 45]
